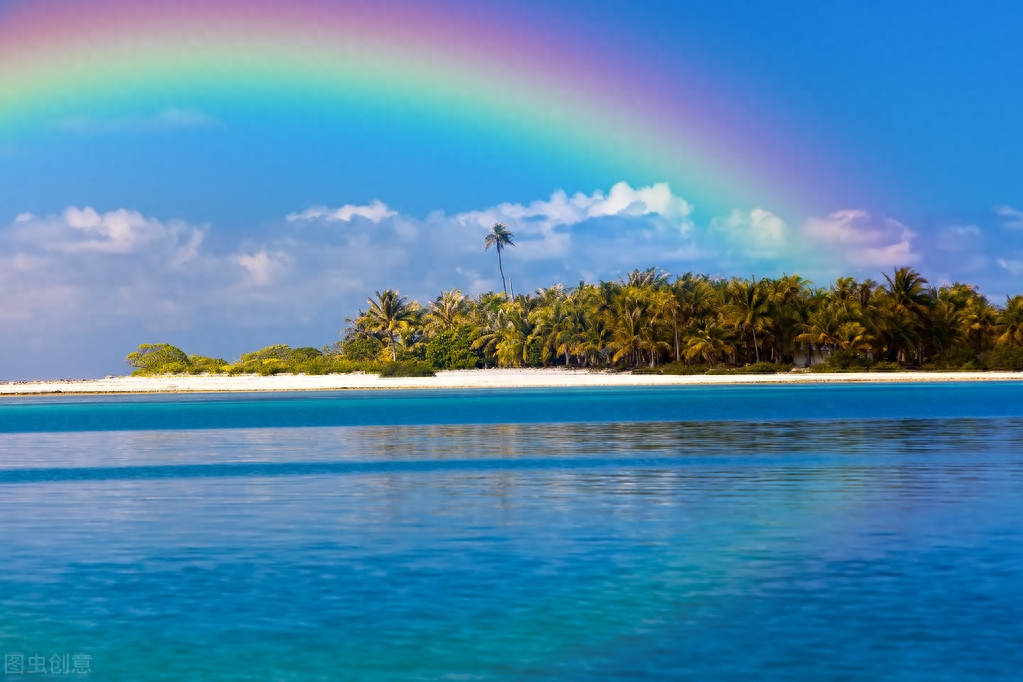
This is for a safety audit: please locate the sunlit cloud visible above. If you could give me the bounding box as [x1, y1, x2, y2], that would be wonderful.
[996, 205, 1023, 230]
[286, 200, 396, 224]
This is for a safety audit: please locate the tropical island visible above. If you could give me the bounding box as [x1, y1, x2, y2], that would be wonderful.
[119, 223, 1023, 380]
[3, 224, 1022, 395]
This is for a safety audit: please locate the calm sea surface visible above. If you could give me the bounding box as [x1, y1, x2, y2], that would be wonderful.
[1, 383, 1022, 680]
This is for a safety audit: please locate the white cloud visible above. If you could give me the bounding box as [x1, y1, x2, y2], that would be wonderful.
[5, 206, 206, 260]
[287, 200, 396, 224]
[10, 184, 1022, 379]
[711, 207, 787, 258]
[233, 250, 289, 286]
[457, 181, 693, 230]
[453, 181, 695, 261]
[996, 205, 1023, 230]
[802, 209, 917, 268]
[997, 258, 1023, 276]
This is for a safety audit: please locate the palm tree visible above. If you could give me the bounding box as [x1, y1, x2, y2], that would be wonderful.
[997, 295, 1023, 346]
[683, 319, 735, 368]
[725, 278, 772, 363]
[484, 223, 515, 295]
[795, 305, 844, 365]
[425, 289, 469, 337]
[882, 267, 934, 363]
[621, 267, 670, 289]
[358, 289, 421, 361]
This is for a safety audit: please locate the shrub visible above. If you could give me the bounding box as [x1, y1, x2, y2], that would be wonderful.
[869, 361, 902, 372]
[983, 345, 1023, 371]
[704, 362, 792, 375]
[736, 362, 792, 374]
[424, 326, 485, 370]
[377, 361, 436, 378]
[187, 355, 228, 375]
[339, 337, 382, 362]
[826, 348, 871, 370]
[633, 362, 708, 375]
[927, 347, 980, 370]
[126, 343, 191, 376]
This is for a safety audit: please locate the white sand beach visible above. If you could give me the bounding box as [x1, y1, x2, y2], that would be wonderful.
[1, 368, 1021, 395]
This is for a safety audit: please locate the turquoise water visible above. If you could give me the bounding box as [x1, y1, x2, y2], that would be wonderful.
[1, 383, 1022, 680]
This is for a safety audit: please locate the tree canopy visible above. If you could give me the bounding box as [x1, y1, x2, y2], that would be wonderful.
[129, 267, 1023, 376]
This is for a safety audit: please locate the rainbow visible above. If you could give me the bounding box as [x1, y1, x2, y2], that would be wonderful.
[0, 0, 840, 219]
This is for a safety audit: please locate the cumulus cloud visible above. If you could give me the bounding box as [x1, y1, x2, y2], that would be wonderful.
[711, 207, 787, 258]
[801, 209, 917, 268]
[233, 250, 290, 286]
[5, 206, 206, 261]
[453, 181, 695, 261]
[13, 183, 1022, 379]
[996, 205, 1023, 230]
[286, 200, 396, 224]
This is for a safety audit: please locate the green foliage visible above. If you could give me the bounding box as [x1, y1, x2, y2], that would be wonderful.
[187, 355, 228, 375]
[869, 361, 903, 372]
[127, 265, 1023, 376]
[925, 347, 980, 370]
[126, 343, 192, 376]
[737, 362, 793, 374]
[424, 325, 485, 369]
[223, 344, 380, 375]
[706, 362, 792, 375]
[983, 345, 1023, 371]
[825, 348, 871, 370]
[339, 336, 382, 362]
[377, 361, 436, 378]
[632, 362, 708, 375]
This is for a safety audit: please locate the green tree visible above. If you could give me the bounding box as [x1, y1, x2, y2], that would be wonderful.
[357, 289, 422, 361]
[484, 223, 515, 295]
[725, 278, 772, 363]
[126, 343, 190, 375]
[997, 295, 1023, 346]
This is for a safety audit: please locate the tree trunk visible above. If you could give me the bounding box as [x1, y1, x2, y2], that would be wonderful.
[497, 249, 507, 295]
[672, 312, 680, 362]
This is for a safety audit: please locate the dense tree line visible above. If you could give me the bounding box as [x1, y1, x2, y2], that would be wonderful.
[127, 265, 1023, 376]
[341, 267, 1023, 372]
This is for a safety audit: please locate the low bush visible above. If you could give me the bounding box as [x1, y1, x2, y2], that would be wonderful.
[869, 361, 902, 372]
[982, 345, 1023, 371]
[377, 361, 436, 378]
[926, 347, 980, 370]
[825, 348, 871, 370]
[633, 362, 708, 375]
[705, 362, 792, 375]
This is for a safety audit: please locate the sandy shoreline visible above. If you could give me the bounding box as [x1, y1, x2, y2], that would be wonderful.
[1, 368, 1021, 395]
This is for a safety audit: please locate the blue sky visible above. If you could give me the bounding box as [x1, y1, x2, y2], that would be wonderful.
[1, 1, 1022, 378]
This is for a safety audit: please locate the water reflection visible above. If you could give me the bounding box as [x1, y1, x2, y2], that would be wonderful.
[0, 416, 1021, 679]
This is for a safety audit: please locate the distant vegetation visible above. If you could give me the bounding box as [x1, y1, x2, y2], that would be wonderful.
[127, 265, 1023, 377]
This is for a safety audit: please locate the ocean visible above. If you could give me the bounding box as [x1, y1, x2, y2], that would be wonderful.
[1, 383, 1022, 680]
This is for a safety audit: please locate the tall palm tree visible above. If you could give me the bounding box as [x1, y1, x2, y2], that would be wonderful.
[882, 267, 934, 363]
[484, 223, 515, 296]
[358, 289, 421, 361]
[725, 278, 772, 363]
